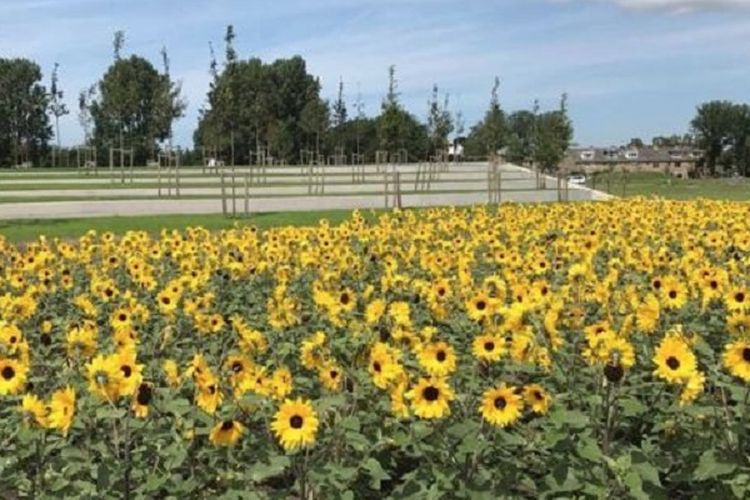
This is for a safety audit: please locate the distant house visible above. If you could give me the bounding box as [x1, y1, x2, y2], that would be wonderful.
[563, 145, 702, 178]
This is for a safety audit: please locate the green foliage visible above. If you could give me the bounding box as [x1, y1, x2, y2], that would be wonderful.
[426, 84, 453, 156]
[0, 58, 52, 167]
[464, 77, 506, 157]
[194, 48, 325, 164]
[88, 32, 186, 165]
[691, 100, 750, 176]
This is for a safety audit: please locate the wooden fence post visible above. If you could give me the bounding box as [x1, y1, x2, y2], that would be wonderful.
[220, 170, 227, 217]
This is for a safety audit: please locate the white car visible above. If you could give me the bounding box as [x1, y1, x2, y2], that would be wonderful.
[567, 174, 586, 185]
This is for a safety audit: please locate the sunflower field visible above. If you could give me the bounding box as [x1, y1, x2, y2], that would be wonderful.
[2, 200, 750, 498]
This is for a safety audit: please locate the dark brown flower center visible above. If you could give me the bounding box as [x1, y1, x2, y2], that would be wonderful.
[604, 363, 624, 383]
[423, 386, 439, 401]
[232, 362, 243, 373]
[1, 366, 14, 380]
[121, 365, 132, 378]
[743, 348, 750, 363]
[484, 341, 495, 352]
[436, 350, 446, 362]
[373, 362, 382, 373]
[136, 384, 152, 405]
[340, 293, 350, 305]
[668, 290, 677, 299]
[290, 415, 304, 429]
[666, 356, 680, 370]
[221, 420, 234, 431]
[736, 292, 746, 303]
[494, 396, 507, 409]
[476, 300, 486, 311]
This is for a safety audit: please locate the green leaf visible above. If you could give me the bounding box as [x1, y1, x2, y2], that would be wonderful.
[363, 457, 390, 489]
[632, 458, 662, 487]
[619, 397, 647, 417]
[248, 454, 290, 482]
[694, 450, 736, 481]
[576, 437, 602, 462]
[624, 471, 648, 500]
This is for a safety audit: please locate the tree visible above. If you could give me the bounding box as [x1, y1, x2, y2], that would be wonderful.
[691, 101, 737, 176]
[300, 95, 330, 156]
[0, 58, 52, 167]
[78, 85, 96, 145]
[48, 62, 69, 166]
[464, 77, 505, 157]
[427, 84, 453, 157]
[504, 110, 537, 164]
[628, 137, 644, 149]
[533, 95, 574, 172]
[332, 77, 347, 128]
[88, 31, 185, 164]
[194, 29, 325, 165]
[155, 47, 187, 152]
[378, 65, 405, 153]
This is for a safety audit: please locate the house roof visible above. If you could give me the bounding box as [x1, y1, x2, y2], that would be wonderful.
[569, 146, 702, 164]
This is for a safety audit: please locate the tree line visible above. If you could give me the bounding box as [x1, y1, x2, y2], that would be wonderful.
[0, 26, 573, 168]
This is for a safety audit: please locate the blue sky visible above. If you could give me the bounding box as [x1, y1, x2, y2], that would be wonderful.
[2, 0, 750, 148]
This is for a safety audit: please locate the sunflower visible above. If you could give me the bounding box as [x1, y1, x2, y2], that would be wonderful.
[270, 398, 319, 451]
[318, 363, 343, 391]
[636, 294, 660, 334]
[726, 287, 749, 312]
[368, 342, 402, 389]
[116, 349, 144, 397]
[722, 340, 750, 382]
[0, 357, 28, 396]
[479, 384, 523, 427]
[65, 322, 98, 358]
[416, 341, 457, 377]
[87, 354, 123, 401]
[270, 366, 294, 400]
[162, 359, 182, 387]
[660, 277, 687, 310]
[522, 384, 551, 415]
[679, 371, 705, 406]
[195, 376, 223, 415]
[653, 334, 697, 383]
[466, 292, 492, 322]
[209, 419, 245, 447]
[300, 331, 327, 370]
[47, 386, 75, 436]
[405, 376, 455, 419]
[20, 393, 47, 427]
[471, 334, 504, 362]
[365, 299, 386, 325]
[389, 375, 410, 419]
[132, 383, 153, 418]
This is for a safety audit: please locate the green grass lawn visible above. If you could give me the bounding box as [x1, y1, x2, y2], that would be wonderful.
[0, 209, 379, 243]
[586, 172, 750, 201]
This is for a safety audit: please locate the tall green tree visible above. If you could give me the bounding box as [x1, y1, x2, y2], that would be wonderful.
[0, 58, 52, 167]
[48, 62, 69, 166]
[464, 77, 505, 157]
[427, 84, 453, 157]
[194, 28, 325, 164]
[504, 110, 537, 164]
[88, 32, 184, 164]
[533, 93, 573, 171]
[332, 77, 347, 129]
[691, 101, 737, 176]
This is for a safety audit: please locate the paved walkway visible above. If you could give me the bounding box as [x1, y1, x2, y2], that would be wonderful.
[0, 163, 611, 220]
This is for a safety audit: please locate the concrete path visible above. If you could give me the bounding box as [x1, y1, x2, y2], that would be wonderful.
[0, 162, 608, 220]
